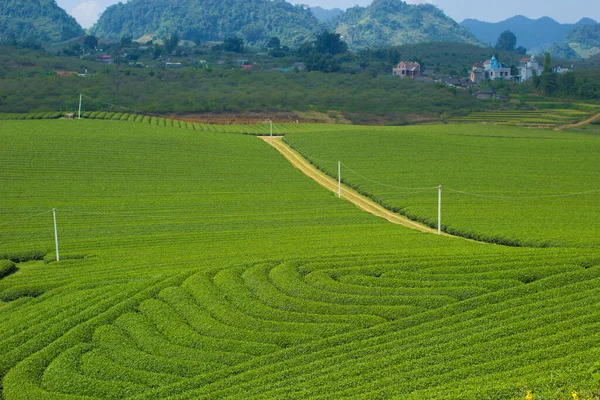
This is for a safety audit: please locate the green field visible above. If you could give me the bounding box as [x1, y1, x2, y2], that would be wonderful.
[449, 109, 594, 126]
[1, 120, 600, 399]
[285, 124, 600, 248]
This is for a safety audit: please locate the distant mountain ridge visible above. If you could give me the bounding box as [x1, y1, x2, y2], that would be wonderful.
[90, 0, 481, 49]
[0, 0, 84, 43]
[460, 15, 597, 50]
[310, 6, 343, 23]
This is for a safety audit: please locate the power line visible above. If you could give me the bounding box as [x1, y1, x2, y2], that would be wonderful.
[445, 187, 600, 200]
[0, 210, 53, 227]
[340, 162, 438, 191]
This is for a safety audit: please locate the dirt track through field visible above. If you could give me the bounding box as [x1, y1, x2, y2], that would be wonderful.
[556, 112, 600, 130]
[259, 136, 449, 236]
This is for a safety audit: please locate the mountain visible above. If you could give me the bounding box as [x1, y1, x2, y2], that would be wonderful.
[560, 23, 600, 59]
[311, 7, 344, 23]
[0, 0, 85, 43]
[90, 0, 323, 47]
[460, 15, 597, 50]
[334, 0, 482, 49]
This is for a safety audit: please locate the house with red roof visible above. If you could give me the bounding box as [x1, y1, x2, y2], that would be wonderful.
[393, 61, 420, 78]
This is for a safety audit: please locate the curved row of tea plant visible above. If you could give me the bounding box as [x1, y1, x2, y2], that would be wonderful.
[3, 251, 599, 399]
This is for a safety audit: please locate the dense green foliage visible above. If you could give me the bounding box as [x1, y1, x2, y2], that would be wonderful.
[565, 23, 600, 59]
[0, 120, 600, 398]
[0, 0, 84, 44]
[335, 0, 482, 49]
[285, 124, 600, 247]
[0, 56, 484, 124]
[89, 0, 482, 49]
[90, 0, 322, 47]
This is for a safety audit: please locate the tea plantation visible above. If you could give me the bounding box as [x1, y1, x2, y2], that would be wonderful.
[1, 120, 599, 399]
[285, 124, 600, 248]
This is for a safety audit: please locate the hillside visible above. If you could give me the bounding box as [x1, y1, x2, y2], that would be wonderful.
[334, 0, 482, 48]
[461, 15, 597, 50]
[89, 0, 323, 47]
[0, 0, 84, 44]
[565, 23, 600, 59]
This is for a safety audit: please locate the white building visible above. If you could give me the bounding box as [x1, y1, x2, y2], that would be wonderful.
[470, 55, 512, 84]
[519, 55, 540, 82]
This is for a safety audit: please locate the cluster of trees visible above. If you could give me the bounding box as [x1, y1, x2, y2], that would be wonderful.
[531, 53, 600, 99]
[494, 30, 526, 54]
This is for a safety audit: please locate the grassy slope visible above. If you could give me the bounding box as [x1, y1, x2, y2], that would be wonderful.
[285, 124, 600, 248]
[0, 120, 599, 399]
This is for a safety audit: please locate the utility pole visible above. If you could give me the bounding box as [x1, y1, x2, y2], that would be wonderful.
[438, 185, 442, 235]
[78, 94, 82, 120]
[269, 120, 273, 145]
[338, 161, 341, 198]
[53, 209, 60, 261]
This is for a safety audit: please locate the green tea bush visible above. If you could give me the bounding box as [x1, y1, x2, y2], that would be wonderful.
[0, 259, 16, 279]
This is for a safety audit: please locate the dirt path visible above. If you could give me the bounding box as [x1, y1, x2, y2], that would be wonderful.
[259, 136, 450, 236]
[555, 112, 600, 130]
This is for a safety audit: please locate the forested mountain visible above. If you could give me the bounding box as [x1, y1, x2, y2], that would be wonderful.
[461, 16, 597, 50]
[0, 0, 84, 43]
[310, 7, 344, 23]
[334, 0, 482, 48]
[564, 23, 600, 59]
[90, 0, 323, 47]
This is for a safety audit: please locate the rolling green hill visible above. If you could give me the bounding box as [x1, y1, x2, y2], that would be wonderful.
[1, 120, 599, 399]
[0, 0, 84, 44]
[565, 23, 600, 59]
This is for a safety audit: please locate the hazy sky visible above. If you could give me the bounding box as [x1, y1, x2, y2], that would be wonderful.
[57, 0, 600, 29]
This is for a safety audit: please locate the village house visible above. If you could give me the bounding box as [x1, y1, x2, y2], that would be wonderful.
[95, 54, 113, 64]
[519, 55, 540, 82]
[470, 55, 511, 84]
[553, 65, 574, 74]
[393, 61, 420, 78]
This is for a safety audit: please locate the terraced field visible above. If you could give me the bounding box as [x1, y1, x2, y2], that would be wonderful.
[449, 102, 600, 126]
[1, 120, 600, 399]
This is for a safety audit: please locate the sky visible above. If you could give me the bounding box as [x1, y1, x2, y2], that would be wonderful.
[57, 0, 600, 29]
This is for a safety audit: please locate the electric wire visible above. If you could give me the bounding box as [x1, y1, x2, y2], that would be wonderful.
[444, 187, 600, 200]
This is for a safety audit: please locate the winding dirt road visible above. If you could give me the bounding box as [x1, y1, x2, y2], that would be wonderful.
[259, 136, 444, 236]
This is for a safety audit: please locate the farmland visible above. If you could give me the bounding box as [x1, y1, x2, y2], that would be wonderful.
[284, 124, 600, 248]
[449, 103, 600, 127]
[1, 119, 600, 399]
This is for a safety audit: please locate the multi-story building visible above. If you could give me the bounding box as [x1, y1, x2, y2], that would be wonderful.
[519, 55, 540, 82]
[470, 55, 512, 84]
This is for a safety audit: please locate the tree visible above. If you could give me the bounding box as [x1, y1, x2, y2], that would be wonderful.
[314, 30, 348, 55]
[83, 35, 98, 50]
[223, 37, 244, 53]
[164, 33, 179, 54]
[267, 37, 281, 51]
[495, 30, 517, 52]
[120, 35, 132, 47]
[541, 52, 557, 95]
